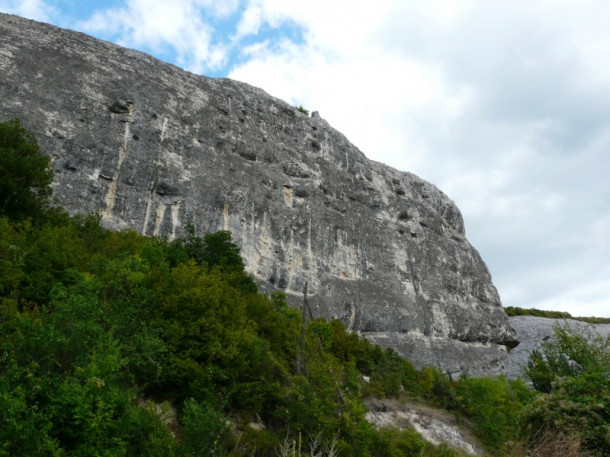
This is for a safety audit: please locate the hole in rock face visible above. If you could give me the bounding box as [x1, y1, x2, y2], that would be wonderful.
[294, 188, 310, 198]
[108, 100, 131, 114]
[278, 276, 287, 289]
[155, 183, 181, 196]
[237, 150, 257, 161]
[398, 211, 410, 221]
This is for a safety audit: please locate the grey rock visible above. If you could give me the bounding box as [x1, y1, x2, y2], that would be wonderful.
[0, 13, 518, 376]
[506, 316, 610, 379]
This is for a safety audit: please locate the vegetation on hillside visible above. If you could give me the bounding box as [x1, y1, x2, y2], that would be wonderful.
[505, 306, 610, 324]
[1, 118, 608, 456]
[523, 325, 610, 455]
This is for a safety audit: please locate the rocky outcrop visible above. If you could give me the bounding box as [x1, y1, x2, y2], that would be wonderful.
[365, 399, 483, 455]
[507, 316, 610, 379]
[0, 13, 518, 376]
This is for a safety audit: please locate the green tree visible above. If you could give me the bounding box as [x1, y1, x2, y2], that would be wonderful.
[456, 376, 532, 453]
[0, 119, 53, 220]
[171, 225, 257, 293]
[179, 398, 231, 456]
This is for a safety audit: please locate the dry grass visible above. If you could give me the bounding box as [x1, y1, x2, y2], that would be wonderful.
[276, 432, 339, 457]
[504, 429, 591, 457]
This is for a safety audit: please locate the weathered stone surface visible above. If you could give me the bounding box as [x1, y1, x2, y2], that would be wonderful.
[0, 13, 518, 376]
[507, 316, 610, 379]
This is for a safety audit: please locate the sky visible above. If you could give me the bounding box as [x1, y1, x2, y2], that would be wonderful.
[2, 0, 609, 317]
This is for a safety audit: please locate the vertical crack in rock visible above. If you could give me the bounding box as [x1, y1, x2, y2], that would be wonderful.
[406, 247, 422, 299]
[104, 101, 133, 220]
[223, 203, 230, 231]
[142, 115, 168, 235]
[153, 201, 165, 237]
[346, 301, 357, 333]
[170, 202, 181, 240]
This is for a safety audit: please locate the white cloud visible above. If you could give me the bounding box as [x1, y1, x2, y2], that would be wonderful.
[78, 0, 237, 74]
[0, 0, 56, 21]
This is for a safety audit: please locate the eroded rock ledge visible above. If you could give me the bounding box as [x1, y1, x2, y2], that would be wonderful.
[0, 13, 518, 376]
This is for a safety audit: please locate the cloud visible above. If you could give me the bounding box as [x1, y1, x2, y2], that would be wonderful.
[78, 0, 239, 74]
[228, 1, 610, 316]
[0, 0, 56, 21]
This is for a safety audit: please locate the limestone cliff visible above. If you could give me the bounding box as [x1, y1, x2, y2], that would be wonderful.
[0, 13, 518, 376]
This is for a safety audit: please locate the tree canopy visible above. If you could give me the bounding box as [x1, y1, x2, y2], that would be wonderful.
[0, 119, 53, 220]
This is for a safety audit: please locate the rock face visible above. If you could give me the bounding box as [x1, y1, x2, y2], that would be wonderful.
[507, 316, 610, 379]
[0, 13, 518, 376]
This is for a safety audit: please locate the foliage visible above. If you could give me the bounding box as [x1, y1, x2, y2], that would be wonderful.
[179, 398, 231, 456]
[0, 202, 488, 455]
[0, 285, 176, 456]
[455, 376, 533, 452]
[0, 119, 53, 221]
[297, 105, 310, 115]
[522, 324, 610, 456]
[366, 426, 461, 457]
[169, 224, 258, 294]
[504, 306, 610, 324]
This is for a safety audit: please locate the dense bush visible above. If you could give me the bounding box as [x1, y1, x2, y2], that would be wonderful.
[522, 324, 610, 456]
[455, 376, 533, 452]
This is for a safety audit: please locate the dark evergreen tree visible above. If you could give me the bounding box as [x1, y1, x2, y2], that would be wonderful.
[0, 119, 53, 220]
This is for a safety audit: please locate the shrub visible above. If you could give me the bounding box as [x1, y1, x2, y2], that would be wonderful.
[522, 324, 610, 456]
[179, 398, 231, 456]
[456, 376, 532, 453]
